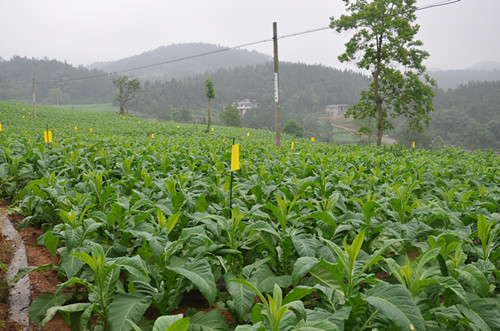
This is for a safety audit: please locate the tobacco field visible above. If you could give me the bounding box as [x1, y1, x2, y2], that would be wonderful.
[0, 101, 499, 331]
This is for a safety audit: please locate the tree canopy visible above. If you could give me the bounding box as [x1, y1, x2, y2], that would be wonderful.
[219, 105, 241, 127]
[282, 119, 305, 138]
[204, 79, 216, 132]
[331, 0, 436, 146]
[112, 75, 141, 115]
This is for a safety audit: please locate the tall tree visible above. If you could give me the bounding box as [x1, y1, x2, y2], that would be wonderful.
[112, 75, 141, 115]
[219, 105, 241, 127]
[330, 0, 436, 146]
[204, 79, 216, 132]
[282, 119, 305, 138]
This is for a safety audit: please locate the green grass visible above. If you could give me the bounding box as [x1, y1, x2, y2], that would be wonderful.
[57, 103, 119, 113]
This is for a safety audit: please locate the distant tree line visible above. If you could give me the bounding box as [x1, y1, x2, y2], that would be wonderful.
[128, 62, 369, 129]
[0, 56, 114, 104]
[394, 81, 500, 151]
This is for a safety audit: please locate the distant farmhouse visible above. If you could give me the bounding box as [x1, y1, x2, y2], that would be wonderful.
[325, 104, 349, 116]
[233, 99, 258, 117]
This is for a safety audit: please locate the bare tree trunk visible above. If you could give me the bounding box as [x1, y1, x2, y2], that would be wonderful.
[375, 34, 384, 146]
[207, 100, 211, 133]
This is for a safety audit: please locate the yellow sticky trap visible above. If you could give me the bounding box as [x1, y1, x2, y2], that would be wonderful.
[177, 125, 180, 129]
[75, 126, 77, 130]
[0, 124, 2, 132]
[291, 142, 294, 150]
[247, 132, 250, 137]
[412, 141, 415, 148]
[211, 127, 214, 131]
[231, 144, 240, 171]
[151, 133, 155, 138]
[90, 128, 93, 133]
[311, 137, 315, 142]
[222, 139, 225, 143]
[44, 131, 53, 143]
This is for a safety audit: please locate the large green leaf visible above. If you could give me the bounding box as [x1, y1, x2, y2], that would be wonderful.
[456, 265, 489, 297]
[225, 275, 255, 320]
[292, 234, 319, 257]
[152, 314, 187, 331]
[292, 320, 340, 331]
[435, 276, 468, 305]
[64, 227, 84, 251]
[43, 231, 59, 257]
[114, 255, 150, 280]
[60, 254, 85, 279]
[283, 287, 316, 305]
[108, 292, 152, 331]
[40, 303, 93, 328]
[365, 283, 425, 331]
[292, 257, 319, 285]
[29, 293, 72, 323]
[458, 300, 500, 331]
[189, 310, 228, 331]
[309, 259, 344, 291]
[168, 259, 217, 305]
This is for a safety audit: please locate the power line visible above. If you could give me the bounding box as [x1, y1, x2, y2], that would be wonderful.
[36, 0, 460, 86]
[417, 0, 461, 11]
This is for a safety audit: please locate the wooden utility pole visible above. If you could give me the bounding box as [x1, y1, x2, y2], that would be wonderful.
[32, 77, 37, 118]
[273, 22, 281, 147]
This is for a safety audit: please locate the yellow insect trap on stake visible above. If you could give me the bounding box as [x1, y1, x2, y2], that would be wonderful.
[412, 141, 415, 148]
[0, 124, 2, 132]
[311, 137, 315, 142]
[231, 144, 240, 172]
[44, 131, 53, 143]
[291, 141, 294, 150]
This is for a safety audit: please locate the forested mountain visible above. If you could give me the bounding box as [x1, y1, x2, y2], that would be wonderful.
[429, 68, 500, 90]
[128, 62, 369, 129]
[0, 56, 114, 104]
[396, 81, 500, 151]
[88, 43, 271, 82]
[430, 81, 500, 150]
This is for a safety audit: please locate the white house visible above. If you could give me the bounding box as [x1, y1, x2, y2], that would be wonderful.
[233, 99, 258, 117]
[325, 104, 349, 116]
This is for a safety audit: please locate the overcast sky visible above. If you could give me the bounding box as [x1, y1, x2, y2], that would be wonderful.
[1, 0, 499, 71]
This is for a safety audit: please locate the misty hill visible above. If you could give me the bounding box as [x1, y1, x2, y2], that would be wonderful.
[429, 62, 500, 89]
[128, 62, 369, 130]
[88, 43, 271, 81]
[468, 61, 500, 71]
[0, 56, 114, 104]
